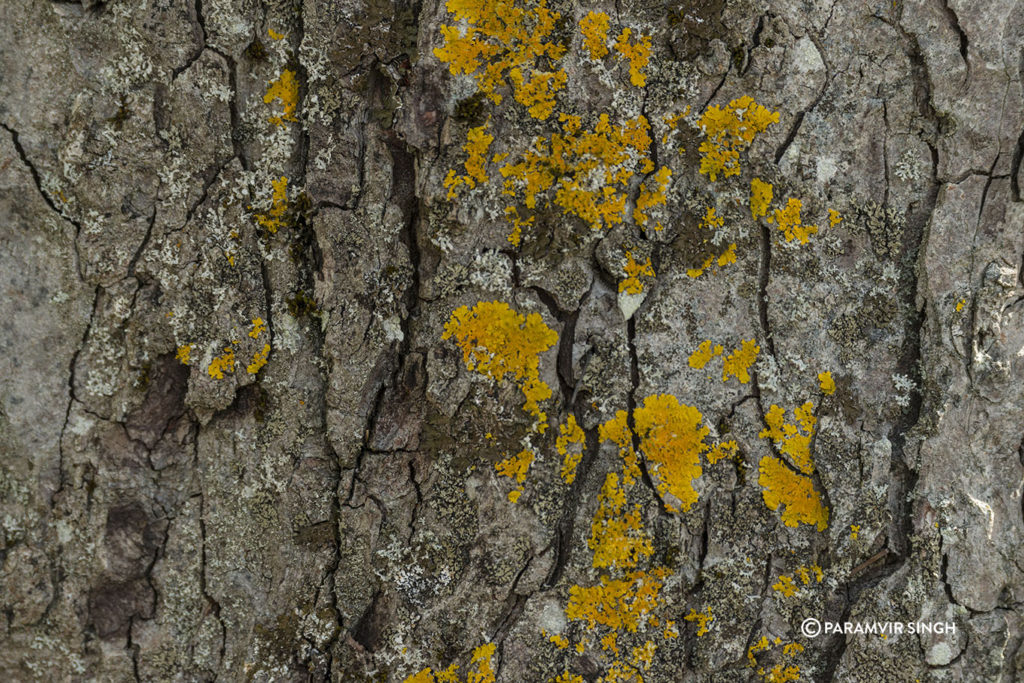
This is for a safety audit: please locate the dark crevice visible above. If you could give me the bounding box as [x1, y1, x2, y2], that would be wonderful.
[938, 0, 969, 67]
[172, 0, 207, 79]
[756, 220, 776, 360]
[1011, 126, 1024, 202]
[1, 122, 86, 279]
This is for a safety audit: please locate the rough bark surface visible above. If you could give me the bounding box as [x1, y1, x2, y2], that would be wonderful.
[1, 0, 1023, 680]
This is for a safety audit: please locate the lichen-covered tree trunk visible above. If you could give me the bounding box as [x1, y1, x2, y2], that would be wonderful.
[2, 0, 1023, 680]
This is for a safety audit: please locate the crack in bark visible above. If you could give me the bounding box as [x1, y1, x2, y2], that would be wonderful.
[1, 122, 86, 279]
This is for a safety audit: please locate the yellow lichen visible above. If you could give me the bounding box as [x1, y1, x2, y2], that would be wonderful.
[554, 672, 583, 683]
[504, 206, 534, 247]
[589, 472, 653, 569]
[580, 11, 611, 59]
[686, 207, 738, 278]
[444, 123, 495, 198]
[557, 415, 586, 483]
[633, 167, 672, 228]
[698, 96, 779, 181]
[500, 113, 659, 231]
[850, 524, 860, 539]
[495, 449, 535, 502]
[619, 251, 655, 294]
[264, 69, 299, 125]
[759, 402, 816, 474]
[828, 208, 842, 227]
[548, 633, 569, 650]
[175, 344, 192, 365]
[688, 340, 724, 369]
[757, 456, 828, 531]
[267, 28, 285, 40]
[818, 371, 835, 395]
[566, 568, 668, 632]
[684, 607, 713, 636]
[613, 28, 652, 87]
[750, 178, 774, 219]
[403, 643, 496, 683]
[255, 176, 289, 233]
[207, 347, 236, 379]
[249, 317, 267, 339]
[246, 343, 270, 375]
[768, 198, 817, 244]
[433, 0, 567, 118]
[442, 301, 558, 427]
[633, 394, 710, 513]
[722, 339, 759, 383]
[772, 574, 797, 597]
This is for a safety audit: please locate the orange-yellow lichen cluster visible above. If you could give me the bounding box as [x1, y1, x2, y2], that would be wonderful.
[557, 414, 586, 483]
[684, 607, 714, 636]
[495, 449, 535, 502]
[817, 371, 836, 395]
[254, 177, 290, 233]
[750, 178, 774, 219]
[768, 198, 817, 244]
[686, 207, 738, 278]
[698, 96, 779, 181]
[612, 28, 652, 87]
[757, 402, 828, 530]
[442, 301, 558, 427]
[175, 344, 192, 365]
[688, 339, 759, 384]
[772, 564, 822, 598]
[207, 347, 236, 379]
[589, 472, 652, 569]
[433, 0, 567, 119]
[580, 11, 611, 59]
[566, 568, 670, 632]
[444, 123, 494, 198]
[499, 113, 663, 231]
[619, 251, 655, 294]
[404, 642, 496, 683]
[748, 637, 804, 682]
[264, 69, 299, 126]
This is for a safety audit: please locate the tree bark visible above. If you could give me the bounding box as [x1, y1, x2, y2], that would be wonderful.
[1, 0, 1023, 680]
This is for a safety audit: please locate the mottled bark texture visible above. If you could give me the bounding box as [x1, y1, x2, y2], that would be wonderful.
[1, 0, 1023, 680]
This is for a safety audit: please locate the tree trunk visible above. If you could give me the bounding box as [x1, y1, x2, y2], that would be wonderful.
[1, 0, 1023, 680]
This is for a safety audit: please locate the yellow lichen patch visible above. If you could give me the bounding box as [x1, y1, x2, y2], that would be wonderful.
[554, 672, 583, 683]
[495, 449, 535, 502]
[207, 347, 236, 379]
[759, 402, 816, 473]
[698, 96, 779, 181]
[255, 176, 289, 233]
[613, 28, 652, 87]
[566, 568, 668, 632]
[633, 166, 672, 228]
[580, 11, 611, 59]
[176, 344, 192, 365]
[500, 113, 660, 231]
[598, 410, 640, 485]
[684, 607, 713, 636]
[757, 456, 828, 531]
[828, 208, 842, 227]
[264, 69, 299, 125]
[850, 524, 860, 539]
[509, 68, 568, 120]
[686, 207, 738, 278]
[589, 472, 653, 569]
[403, 643, 496, 683]
[771, 574, 797, 597]
[955, 298, 966, 312]
[249, 317, 267, 339]
[442, 301, 558, 426]
[795, 564, 824, 585]
[706, 440, 739, 464]
[267, 28, 285, 40]
[632, 641, 656, 670]
[619, 251, 655, 294]
[722, 339, 759, 383]
[748, 637, 803, 682]
[547, 632, 569, 650]
[688, 340, 724, 369]
[557, 415, 586, 483]
[504, 206, 534, 247]
[750, 178, 774, 219]
[818, 371, 835, 395]
[444, 123, 495, 198]
[433, 0, 567, 118]
[768, 198, 817, 244]
[247, 343, 270, 375]
[633, 394, 711, 513]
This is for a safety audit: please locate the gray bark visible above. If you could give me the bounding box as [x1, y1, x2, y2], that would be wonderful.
[1, 0, 1023, 680]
